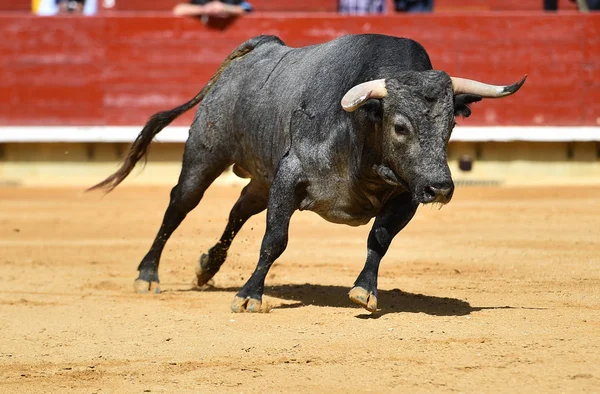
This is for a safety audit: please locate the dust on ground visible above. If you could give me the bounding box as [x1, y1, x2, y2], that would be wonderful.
[0, 184, 599, 393]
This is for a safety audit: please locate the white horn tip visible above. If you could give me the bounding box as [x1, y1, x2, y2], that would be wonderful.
[501, 74, 527, 96]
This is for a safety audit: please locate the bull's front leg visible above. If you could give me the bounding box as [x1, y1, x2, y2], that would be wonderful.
[349, 192, 418, 312]
[231, 154, 303, 313]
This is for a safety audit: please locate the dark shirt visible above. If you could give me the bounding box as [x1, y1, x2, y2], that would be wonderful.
[395, 0, 434, 12]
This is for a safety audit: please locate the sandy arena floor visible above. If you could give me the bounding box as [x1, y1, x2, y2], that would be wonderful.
[0, 184, 599, 393]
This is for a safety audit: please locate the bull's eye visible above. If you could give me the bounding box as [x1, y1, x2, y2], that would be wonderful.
[394, 124, 409, 136]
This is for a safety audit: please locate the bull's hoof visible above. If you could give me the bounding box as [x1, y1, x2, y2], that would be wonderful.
[231, 296, 264, 313]
[135, 269, 160, 293]
[195, 253, 218, 287]
[134, 279, 160, 294]
[349, 286, 378, 312]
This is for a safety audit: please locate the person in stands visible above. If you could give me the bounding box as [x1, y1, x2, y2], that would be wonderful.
[339, 0, 433, 14]
[395, 0, 434, 12]
[544, 0, 600, 10]
[174, 0, 253, 17]
[339, 0, 386, 14]
[35, 0, 97, 15]
[59, 0, 84, 13]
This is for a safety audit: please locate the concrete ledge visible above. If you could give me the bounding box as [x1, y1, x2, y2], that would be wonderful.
[2, 160, 598, 188]
[1, 126, 600, 143]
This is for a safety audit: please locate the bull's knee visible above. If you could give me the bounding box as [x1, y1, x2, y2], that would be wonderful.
[170, 184, 204, 213]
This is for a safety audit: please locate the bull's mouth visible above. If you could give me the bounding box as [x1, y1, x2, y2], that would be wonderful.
[374, 165, 411, 191]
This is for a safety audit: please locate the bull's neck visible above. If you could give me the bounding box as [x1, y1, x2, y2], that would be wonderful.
[350, 122, 396, 199]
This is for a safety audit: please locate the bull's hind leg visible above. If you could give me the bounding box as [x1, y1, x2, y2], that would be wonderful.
[134, 144, 230, 293]
[196, 181, 268, 286]
[349, 192, 418, 312]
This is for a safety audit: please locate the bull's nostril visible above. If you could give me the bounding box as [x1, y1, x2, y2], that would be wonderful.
[423, 186, 437, 202]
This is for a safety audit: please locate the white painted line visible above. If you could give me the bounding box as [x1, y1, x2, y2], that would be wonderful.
[0, 126, 189, 143]
[0, 126, 599, 143]
[451, 127, 600, 142]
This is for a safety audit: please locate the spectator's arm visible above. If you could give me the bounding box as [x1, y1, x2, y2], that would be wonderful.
[173, 3, 208, 16]
[205, 1, 251, 15]
[174, 1, 251, 17]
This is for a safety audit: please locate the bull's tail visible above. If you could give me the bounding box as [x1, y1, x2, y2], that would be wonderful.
[86, 92, 204, 193]
[87, 36, 277, 193]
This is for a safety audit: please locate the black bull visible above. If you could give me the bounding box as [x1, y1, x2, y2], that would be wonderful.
[90, 34, 526, 313]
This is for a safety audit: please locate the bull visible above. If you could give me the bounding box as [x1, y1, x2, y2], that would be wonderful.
[90, 34, 526, 313]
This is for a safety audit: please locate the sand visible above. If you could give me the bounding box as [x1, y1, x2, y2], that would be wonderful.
[0, 184, 599, 393]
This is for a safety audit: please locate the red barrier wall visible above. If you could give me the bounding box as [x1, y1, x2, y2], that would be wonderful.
[0, 1, 29, 11]
[1, 0, 577, 12]
[110, 0, 578, 12]
[108, 0, 578, 13]
[0, 13, 598, 126]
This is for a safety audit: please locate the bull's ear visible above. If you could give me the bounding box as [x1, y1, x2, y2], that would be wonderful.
[454, 93, 482, 118]
[363, 99, 383, 124]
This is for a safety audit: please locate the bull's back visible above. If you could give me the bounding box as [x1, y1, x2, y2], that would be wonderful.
[195, 34, 433, 184]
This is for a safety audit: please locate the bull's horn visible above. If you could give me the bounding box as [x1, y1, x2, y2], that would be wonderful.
[451, 75, 527, 98]
[341, 79, 388, 112]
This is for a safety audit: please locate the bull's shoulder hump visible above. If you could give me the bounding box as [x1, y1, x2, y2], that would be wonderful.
[239, 35, 288, 53]
[330, 34, 422, 48]
[240, 34, 427, 57]
[329, 34, 432, 71]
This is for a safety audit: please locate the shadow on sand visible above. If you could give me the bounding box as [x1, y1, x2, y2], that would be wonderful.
[172, 283, 521, 319]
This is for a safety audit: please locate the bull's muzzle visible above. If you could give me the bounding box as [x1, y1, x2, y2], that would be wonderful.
[421, 181, 454, 204]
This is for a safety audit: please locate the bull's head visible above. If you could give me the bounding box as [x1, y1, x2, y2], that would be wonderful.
[341, 71, 526, 205]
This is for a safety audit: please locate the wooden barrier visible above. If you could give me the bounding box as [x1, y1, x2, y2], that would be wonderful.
[0, 13, 598, 127]
[0, 1, 30, 11]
